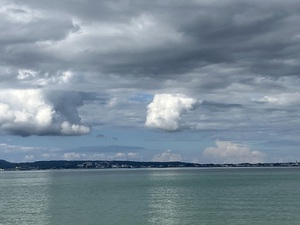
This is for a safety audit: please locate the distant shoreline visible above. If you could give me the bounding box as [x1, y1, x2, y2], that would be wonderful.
[0, 159, 299, 171]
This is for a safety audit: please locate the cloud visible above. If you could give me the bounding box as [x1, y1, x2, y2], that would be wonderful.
[60, 121, 90, 135]
[24, 154, 34, 161]
[153, 150, 182, 162]
[0, 142, 51, 162]
[16, 69, 74, 86]
[255, 93, 300, 105]
[46, 145, 146, 161]
[0, 89, 90, 136]
[203, 140, 265, 163]
[145, 94, 199, 131]
[63, 152, 82, 160]
[2, 0, 300, 79]
[0, 143, 41, 153]
[61, 151, 141, 161]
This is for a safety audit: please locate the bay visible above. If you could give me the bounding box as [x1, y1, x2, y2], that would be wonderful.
[1, 168, 300, 225]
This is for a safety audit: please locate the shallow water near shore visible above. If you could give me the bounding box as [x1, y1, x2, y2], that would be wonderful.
[1, 167, 300, 225]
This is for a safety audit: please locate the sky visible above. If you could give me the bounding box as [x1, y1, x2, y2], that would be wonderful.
[0, 0, 300, 163]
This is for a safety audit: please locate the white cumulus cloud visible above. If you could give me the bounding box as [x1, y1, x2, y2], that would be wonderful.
[61, 121, 90, 135]
[153, 150, 182, 162]
[145, 93, 198, 131]
[0, 89, 90, 136]
[63, 152, 82, 160]
[203, 140, 265, 164]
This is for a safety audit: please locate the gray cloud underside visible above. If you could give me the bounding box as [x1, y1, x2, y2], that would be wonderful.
[1, 0, 300, 139]
[2, 0, 300, 77]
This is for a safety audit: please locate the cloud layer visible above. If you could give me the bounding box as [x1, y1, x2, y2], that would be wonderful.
[1, 0, 300, 137]
[1, 0, 300, 162]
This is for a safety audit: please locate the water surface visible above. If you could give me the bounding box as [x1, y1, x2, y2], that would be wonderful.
[1, 168, 300, 225]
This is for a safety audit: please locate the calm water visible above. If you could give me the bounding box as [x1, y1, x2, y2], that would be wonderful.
[1, 168, 300, 225]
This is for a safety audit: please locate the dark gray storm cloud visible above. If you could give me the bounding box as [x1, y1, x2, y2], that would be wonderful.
[2, 0, 300, 78]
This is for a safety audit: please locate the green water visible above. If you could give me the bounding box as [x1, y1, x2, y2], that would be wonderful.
[1, 168, 300, 225]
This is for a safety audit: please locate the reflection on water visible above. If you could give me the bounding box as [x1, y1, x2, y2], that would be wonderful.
[147, 170, 186, 225]
[0, 171, 51, 225]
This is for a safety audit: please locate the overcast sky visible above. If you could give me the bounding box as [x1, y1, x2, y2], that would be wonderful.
[1, 0, 300, 163]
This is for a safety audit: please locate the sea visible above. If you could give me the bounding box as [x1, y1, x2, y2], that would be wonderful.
[1, 167, 300, 225]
